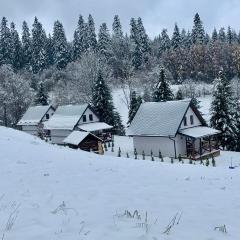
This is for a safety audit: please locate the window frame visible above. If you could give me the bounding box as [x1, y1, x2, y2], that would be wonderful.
[45, 113, 50, 120]
[82, 115, 87, 122]
[89, 114, 93, 121]
[183, 116, 187, 126]
[190, 115, 194, 125]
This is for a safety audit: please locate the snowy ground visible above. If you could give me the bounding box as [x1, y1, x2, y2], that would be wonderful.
[0, 126, 240, 240]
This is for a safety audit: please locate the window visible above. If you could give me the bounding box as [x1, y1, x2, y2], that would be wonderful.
[190, 115, 194, 125]
[46, 113, 49, 120]
[183, 116, 187, 126]
[83, 115, 87, 122]
[89, 114, 93, 121]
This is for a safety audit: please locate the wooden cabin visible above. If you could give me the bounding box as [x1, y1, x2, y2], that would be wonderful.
[63, 131, 103, 154]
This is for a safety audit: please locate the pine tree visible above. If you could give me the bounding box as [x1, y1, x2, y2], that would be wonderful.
[137, 17, 151, 63]
[87, 14, 97, 51]
[227, 26, 233, 44]
[98, 23, 111, 59]
[10, 22, 22, 71]
[153, 68, 174, 102]
[113, 111, 125, 135]
[128, 91, 142, 124]
[132, 43, 142, 70]
[211, 28, 218, 42]
[192, 13, 205, 44]
[0, 17, 12, 65]
[34, 82, 48, 105]
[159, 29, 171, 55]
[210, 71, 237, 150]
[52, 20, 69, 69]
[92, 70, 115, 126]
[45, 34, 54, 67]
[31, 17, 47, 74]
[218, 28, 226, 43]
[21, 21, 32, 70]
[112, 15, 123, 39]
[171, 23, 181, 49]
[175, 89, 184, 100]
[72, 15, 88, 61]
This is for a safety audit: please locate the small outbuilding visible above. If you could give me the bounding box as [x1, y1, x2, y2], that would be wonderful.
[63, 131, 103, 154]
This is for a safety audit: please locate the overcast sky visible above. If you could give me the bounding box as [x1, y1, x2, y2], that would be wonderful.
[0, 0, 240, 39]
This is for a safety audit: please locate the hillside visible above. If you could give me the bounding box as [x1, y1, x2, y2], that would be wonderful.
[0, 127, 239, 239]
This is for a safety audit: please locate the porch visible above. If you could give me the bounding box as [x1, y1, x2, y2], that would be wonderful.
[179, 126, 221, 160]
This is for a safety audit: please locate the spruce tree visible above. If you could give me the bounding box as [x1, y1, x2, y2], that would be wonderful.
[218, 28, 226, 42]
[21, 21, 32, 70]
[34, 82, 48, 106]
[10, 22, 22, 71]
[31, 17, 47, 74]
[112, 15, 123, 39]
[153, 68, 174, 102]
[175, 89, 184, 100]
[87, 14, 97, 51]
[171, 23, 181, 49]
[0, 17, 12, 65]
[98, 23, 111, 60]
[212, 28, 218, 42]
[113, 111, 125, 135]
[45, 34, 54, 67]
[132, 43, 142, 70]
[159, 29, 171, 55]
[52, 20, 69, 69]
[137, 17, 151, 63]
[72, 15, 88, 61]
[192, 13, 205, 44]
[128, 91, 142, 124]
[210, 71, 237, 150]
[92, 70, 115, 127]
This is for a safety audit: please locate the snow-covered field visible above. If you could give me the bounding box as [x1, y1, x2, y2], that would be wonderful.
[0, 126, 240, 240]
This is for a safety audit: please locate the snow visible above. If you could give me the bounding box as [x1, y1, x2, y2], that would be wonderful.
[0, 126, 240, 239]
[17, 105, 51, 126]
[78, 122, 112, 131]
[179, 126, 220, 138]
[63, 131, 92, 145]
[44, 104, 88, 130]
[127, 100, 191, 136]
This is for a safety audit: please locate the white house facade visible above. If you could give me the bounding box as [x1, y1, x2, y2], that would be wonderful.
[44, 104, 112, 144]
[127, 100, 221, 159]
[17, 105, 55, 136]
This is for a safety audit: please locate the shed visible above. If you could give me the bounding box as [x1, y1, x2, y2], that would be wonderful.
[63, 131, 103, 154]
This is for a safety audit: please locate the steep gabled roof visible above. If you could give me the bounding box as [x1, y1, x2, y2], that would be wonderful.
[44, 104, 88, 130]
[17, 105, 52, 126]
[127, 100, 196, 137]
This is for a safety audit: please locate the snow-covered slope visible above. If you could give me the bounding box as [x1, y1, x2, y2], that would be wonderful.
[0, 127, 239, 240]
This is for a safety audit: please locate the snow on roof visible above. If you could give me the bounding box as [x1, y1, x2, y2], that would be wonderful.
[127, 100, 191, 137]
[17, 105, 51, 126]
[63, 131, 102, 145]
[78, 122, 113, 132]
[44, 104, 88, 130]
[179, 126, 221, 138]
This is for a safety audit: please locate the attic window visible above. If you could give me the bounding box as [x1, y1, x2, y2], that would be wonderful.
[46, 113, 49, 120]
[83, 115, 87, 122]
[190, 115, 194, 125]
[89, 114, 93, 121]
[183, 116, 187, 126]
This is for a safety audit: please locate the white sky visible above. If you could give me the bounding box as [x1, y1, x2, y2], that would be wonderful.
[0, 0, 239, 39]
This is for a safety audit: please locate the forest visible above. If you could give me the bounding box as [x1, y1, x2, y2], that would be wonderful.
[1, 12, 240, 145]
